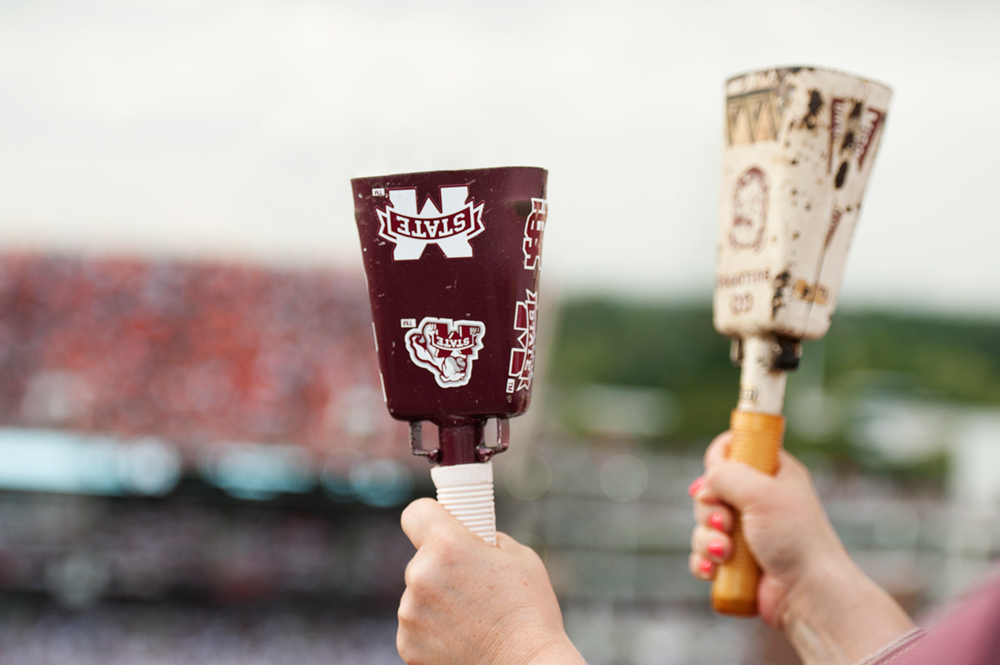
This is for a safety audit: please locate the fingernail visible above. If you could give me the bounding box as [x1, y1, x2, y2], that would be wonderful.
[698, 558, 714, 574]
[708, 512, 725, 531]
[708, 540, 726, 558]
[687, 476, 705, 497]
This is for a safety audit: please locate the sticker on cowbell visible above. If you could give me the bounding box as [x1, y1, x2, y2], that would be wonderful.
[405, 317, 486, 389]
[730, 167, 769, 252]
[829, 99, 885, 187]
[522, 198, 547, 270]
[376, 185, 485, 261]
[507, 290, 537, 394]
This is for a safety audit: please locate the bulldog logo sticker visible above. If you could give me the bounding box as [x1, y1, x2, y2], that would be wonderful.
[377, 186, 485, 260]
[729, 167, 769, 252]
[404, 317, 486, 388]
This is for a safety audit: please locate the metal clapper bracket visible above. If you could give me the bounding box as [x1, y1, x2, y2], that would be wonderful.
[409, 421, 441, 464]
[477, 417, 509, 463]
[408, 418, 509, 464]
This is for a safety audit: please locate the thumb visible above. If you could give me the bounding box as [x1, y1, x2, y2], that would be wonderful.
[401, 497, 482, 550]
[703, 458, 777, 513]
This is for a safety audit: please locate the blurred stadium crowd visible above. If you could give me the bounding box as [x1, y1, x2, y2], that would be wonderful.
[0, 601, 401, 665]
[0, 253, 406, 459]
[0, 492, 415, 607]
[0, 254, 425, 664]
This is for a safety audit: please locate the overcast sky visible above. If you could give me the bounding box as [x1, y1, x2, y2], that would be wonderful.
[1, 0, 998, 316]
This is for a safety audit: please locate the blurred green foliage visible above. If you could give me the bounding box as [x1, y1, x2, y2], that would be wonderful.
[547, 299, 1000, 479]
[548, 300, 735, 443]
[824, 313, 1000, 404]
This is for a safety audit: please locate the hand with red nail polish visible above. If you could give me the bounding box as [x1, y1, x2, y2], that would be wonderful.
[687, 476, 705, 497]
[707, 512, 725, 532]
[688, 431, 915, 665]
[697, 558, 715, 578]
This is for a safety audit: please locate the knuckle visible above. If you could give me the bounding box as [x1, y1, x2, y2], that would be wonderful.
[404, 561, 434, 596]
[704, 464, 724, 485]
[397, 592, 419, 627]
[403, 558, 416, 587]
[396, 634, 415, 665]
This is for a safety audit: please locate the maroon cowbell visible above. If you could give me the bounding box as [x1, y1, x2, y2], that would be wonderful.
[352, 167, 548, 466]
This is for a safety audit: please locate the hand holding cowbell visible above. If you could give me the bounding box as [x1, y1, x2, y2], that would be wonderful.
[711, 67, 892, 616]
[352, 167, 548, 543]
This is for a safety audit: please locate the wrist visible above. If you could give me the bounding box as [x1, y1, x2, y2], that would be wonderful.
[521, 633, 588, 665]
[780, 552, 915, 665]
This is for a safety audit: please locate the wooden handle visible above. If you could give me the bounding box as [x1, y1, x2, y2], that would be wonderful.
[711, 410, 785, 616]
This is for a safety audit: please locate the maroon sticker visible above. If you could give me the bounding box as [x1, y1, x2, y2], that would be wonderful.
[825, 206, 844, 247]
[829, 99, 886, 174]
[729, 167, 769, 252]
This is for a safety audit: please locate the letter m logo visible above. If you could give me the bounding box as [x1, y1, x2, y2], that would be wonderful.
[522, 198, 547, 270]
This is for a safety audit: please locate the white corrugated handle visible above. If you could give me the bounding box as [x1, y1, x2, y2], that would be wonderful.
[430, 461, 497, 546]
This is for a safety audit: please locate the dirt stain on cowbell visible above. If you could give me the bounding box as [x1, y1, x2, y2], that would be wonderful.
[802, 90, 823, 130]
[834, 162, 849, 189]
[772, 270, 791, 319]
[512, 200, 533, 217]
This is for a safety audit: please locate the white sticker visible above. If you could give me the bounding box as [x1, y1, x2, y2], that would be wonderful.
[507, 290, 538, 392]
[522, 199, 547, 270]
[376, 185, 485, 261]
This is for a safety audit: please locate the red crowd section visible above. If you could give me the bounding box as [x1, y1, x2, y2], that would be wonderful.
[0, 254, 408, 462]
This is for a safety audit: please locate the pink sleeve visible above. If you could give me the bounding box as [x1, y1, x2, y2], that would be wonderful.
[853, 628, 925, 665]
[859, 572, 1000, 665]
